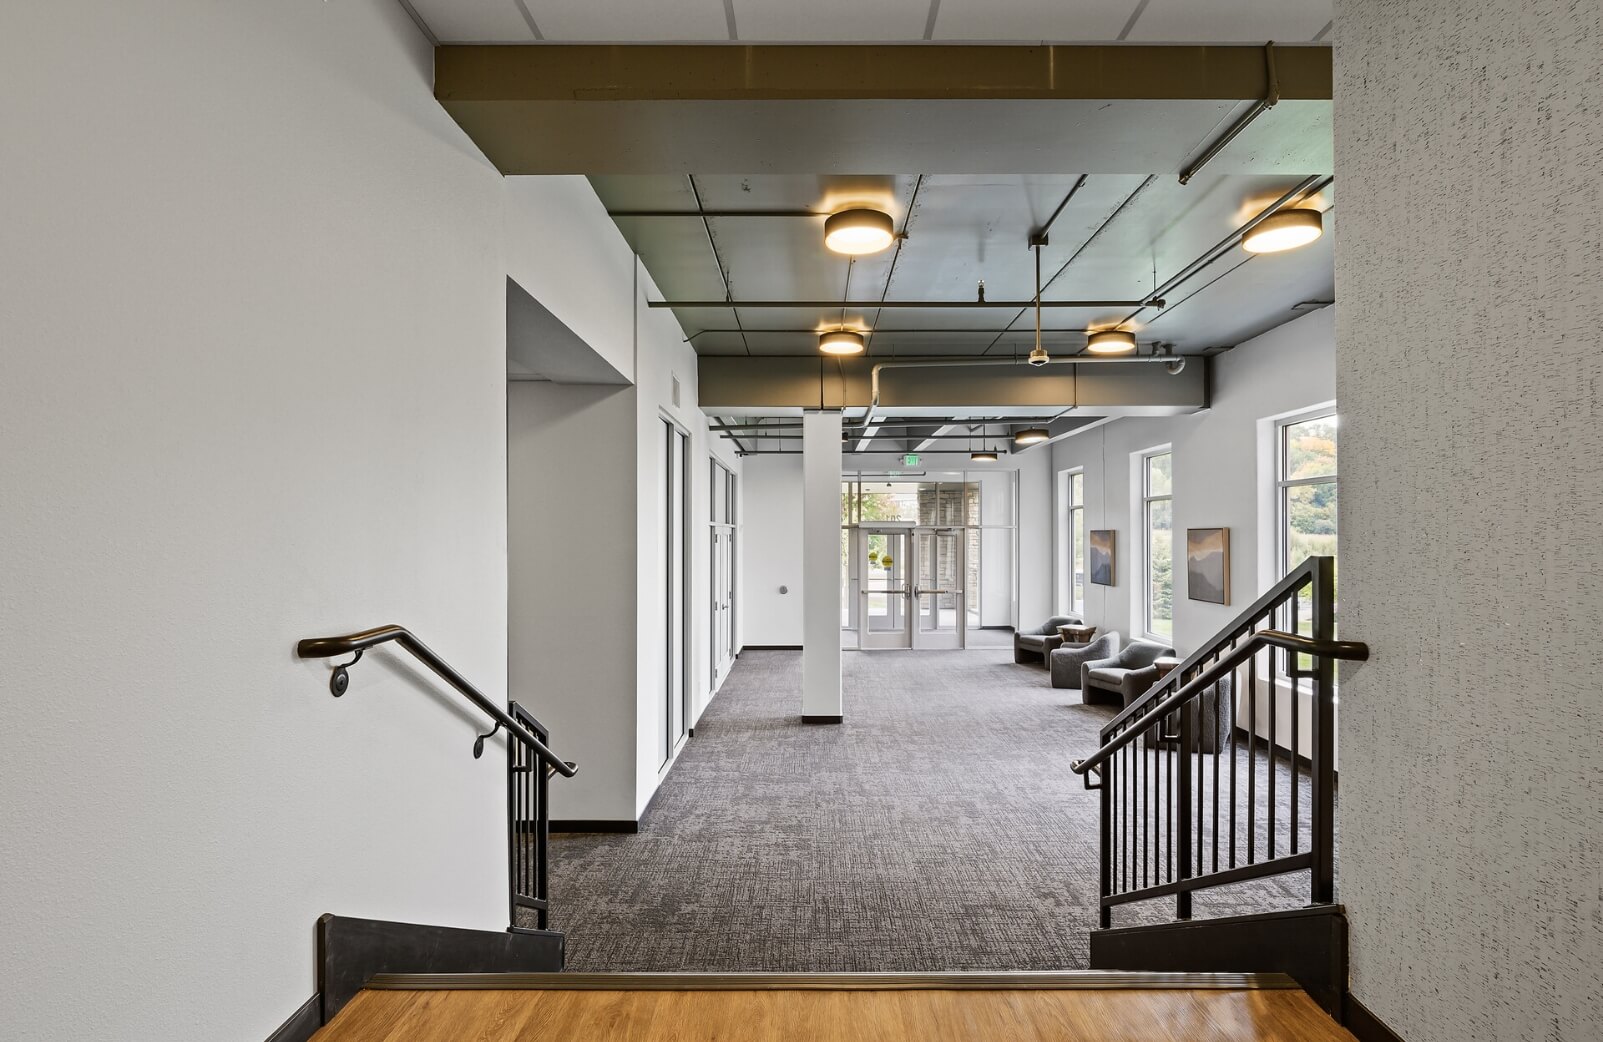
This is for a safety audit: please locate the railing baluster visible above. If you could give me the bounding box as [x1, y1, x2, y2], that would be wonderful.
[1291, 645, 1301, 855]
[1176, 696, 1194, 920]
[1098, 728, 1113, 929]
[1228, 661, 1238, 869]
[1311, 556, 1337, 905]
[1247, 639, 1257, 865]
[1141, 729, 1149, 891]
[1211, 676, 1221, 874]
[1268, 638, 1278, 861]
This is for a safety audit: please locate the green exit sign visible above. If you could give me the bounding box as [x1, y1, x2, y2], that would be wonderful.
[902, 453, 920, 466]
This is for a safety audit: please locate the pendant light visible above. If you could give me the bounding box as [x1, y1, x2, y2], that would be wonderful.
[970, 426, 1000, 462]
[1242, 207, 1324, 253]
[1014, 428, 1049, 446]
[1086, 329, 1137, 355]
[818, 330, 866, 356]
[1027, 241, 1049, 366]
[824, 209, 895, 255]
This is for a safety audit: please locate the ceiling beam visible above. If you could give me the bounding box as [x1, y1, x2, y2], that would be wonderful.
[434, 44, 1331, 174]
[698, 354, 1208, 415]
[437, 45, 1330, 103]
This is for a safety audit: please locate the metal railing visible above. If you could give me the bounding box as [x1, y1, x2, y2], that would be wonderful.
[508, 701, 554, 932]
[1070, 557, 1366, 928]
[296, 625, 576, 933]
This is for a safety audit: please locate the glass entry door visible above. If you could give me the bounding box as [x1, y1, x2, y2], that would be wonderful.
[915, 527, 966, 649]
[859, 528, 912, 649]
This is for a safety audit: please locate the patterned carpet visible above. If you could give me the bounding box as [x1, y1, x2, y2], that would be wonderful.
[542, 649, 1313, 972]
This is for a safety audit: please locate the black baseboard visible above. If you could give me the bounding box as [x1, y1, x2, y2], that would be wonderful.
[550, 819, 639, 833]
[802, 714, 843, 724]
[264, 994, 321, 1042]
[1345, 994, 1407, 1042]
[743, 644, 803, 651]
[317, 914, 563, 1024]
[1091, 904, 1347, 1016]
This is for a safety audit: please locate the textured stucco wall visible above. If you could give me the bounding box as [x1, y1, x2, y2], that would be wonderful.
[1333, 2, 1603, 1039]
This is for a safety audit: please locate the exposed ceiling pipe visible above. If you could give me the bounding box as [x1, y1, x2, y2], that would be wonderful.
[843, 353, 1185, 432]
[1177, 42, 1281, 186]
[1115, 174, 1330, 327]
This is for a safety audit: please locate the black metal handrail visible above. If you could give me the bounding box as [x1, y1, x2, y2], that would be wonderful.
[1065, 557, 1367, 928]
[1071, 630, 1367, 777]
[1096, 556, 1330, 740]
[296, 624, 577, 778]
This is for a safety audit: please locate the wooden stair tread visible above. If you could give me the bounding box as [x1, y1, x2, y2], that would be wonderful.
[311, 973, 1358, 1042]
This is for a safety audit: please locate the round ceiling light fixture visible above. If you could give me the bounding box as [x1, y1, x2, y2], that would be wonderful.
[1013, 428, 1050, 446]
[1086, 329, 1138, 355]
[818, 330, 866, 356]
[970, 450, 1000, 462]
[824, 208, 896, 255]
[1242, 207, 1324, 254]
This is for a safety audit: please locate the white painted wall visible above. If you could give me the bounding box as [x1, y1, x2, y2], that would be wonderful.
[1334, 2, 1603, 1039]
[508, 382, 639, 822]
[507, 259, 741, 824]
[1049, 308, 1336, 652]
[800, 412, 845, 717]
[0, 2, 537, 1039]
[631, 263, 740, 813]
[740, 455, 807, 646]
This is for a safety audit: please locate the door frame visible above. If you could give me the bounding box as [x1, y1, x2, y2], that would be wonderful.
[913, 525, 967, 650]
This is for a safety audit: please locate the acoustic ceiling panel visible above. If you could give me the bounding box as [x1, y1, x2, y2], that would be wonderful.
[409, 0, 537, 41]
[531, 0, 731, 40]
[1125, 0, 1331, 43]
[732, 0, 932, 41]
[931, 0, 1138, 42]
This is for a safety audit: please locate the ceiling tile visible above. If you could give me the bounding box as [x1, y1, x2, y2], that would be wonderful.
[1125, 0, 1331, 43]
[408, 0, 537, 42]
[733, 0, 931, 41]
[932, 0, 1137, 42]
[532, 0, 731, 41]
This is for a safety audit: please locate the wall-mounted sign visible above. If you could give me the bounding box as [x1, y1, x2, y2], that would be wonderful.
[902, 453, 920, 466]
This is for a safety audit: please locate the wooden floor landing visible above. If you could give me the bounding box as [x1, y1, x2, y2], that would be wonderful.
[310, 972, 1359, 1042]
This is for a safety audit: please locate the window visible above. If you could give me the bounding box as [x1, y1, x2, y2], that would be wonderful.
[1278, 411, 1338, 661]
[1142, 450, 1173, 640]
[1068, 471, 1085, 616]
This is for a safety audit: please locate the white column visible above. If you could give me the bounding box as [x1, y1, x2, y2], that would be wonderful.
[800, 409, 843, 722]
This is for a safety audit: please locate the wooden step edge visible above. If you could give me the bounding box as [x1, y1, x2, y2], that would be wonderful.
[365, 971, 1300, 992]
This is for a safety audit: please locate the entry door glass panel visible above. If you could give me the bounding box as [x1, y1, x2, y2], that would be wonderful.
[861, 530, 911, 649]
[916, 528, 965, 649]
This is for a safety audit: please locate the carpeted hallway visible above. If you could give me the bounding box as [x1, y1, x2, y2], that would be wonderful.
[545, 649, 1311, 971]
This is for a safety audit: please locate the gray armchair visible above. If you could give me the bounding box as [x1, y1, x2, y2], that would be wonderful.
[1050, 631, 1121, 690]
[1013, 614, 1082, 667]
[1081, 639, 1175, 707]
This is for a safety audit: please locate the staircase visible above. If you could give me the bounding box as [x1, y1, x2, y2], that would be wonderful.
[289, 584, 1367, 1042]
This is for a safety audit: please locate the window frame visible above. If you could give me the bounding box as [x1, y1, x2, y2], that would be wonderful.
[1275, 409, 1338, 577]
[1067, 469, 1085, 617]
[1140, 447, 1174, 643]
[1274, 407, 1338, 681]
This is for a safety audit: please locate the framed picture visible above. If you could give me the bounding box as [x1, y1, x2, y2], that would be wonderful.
[1186, 528, 1231, 605]
[1089, 530, 1116, 586]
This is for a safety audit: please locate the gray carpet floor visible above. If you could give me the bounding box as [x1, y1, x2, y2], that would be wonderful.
[542, 649, 1315, 972]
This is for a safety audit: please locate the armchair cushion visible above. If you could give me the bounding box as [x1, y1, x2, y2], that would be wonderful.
[1014, 614, 1081, 665]
[1083, 639, 1175, 704]
[1049, 631, 1121, 690]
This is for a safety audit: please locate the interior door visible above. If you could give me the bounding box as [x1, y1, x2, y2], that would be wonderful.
[915, 527, 966, 649]
[859, 528, 912, 649]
